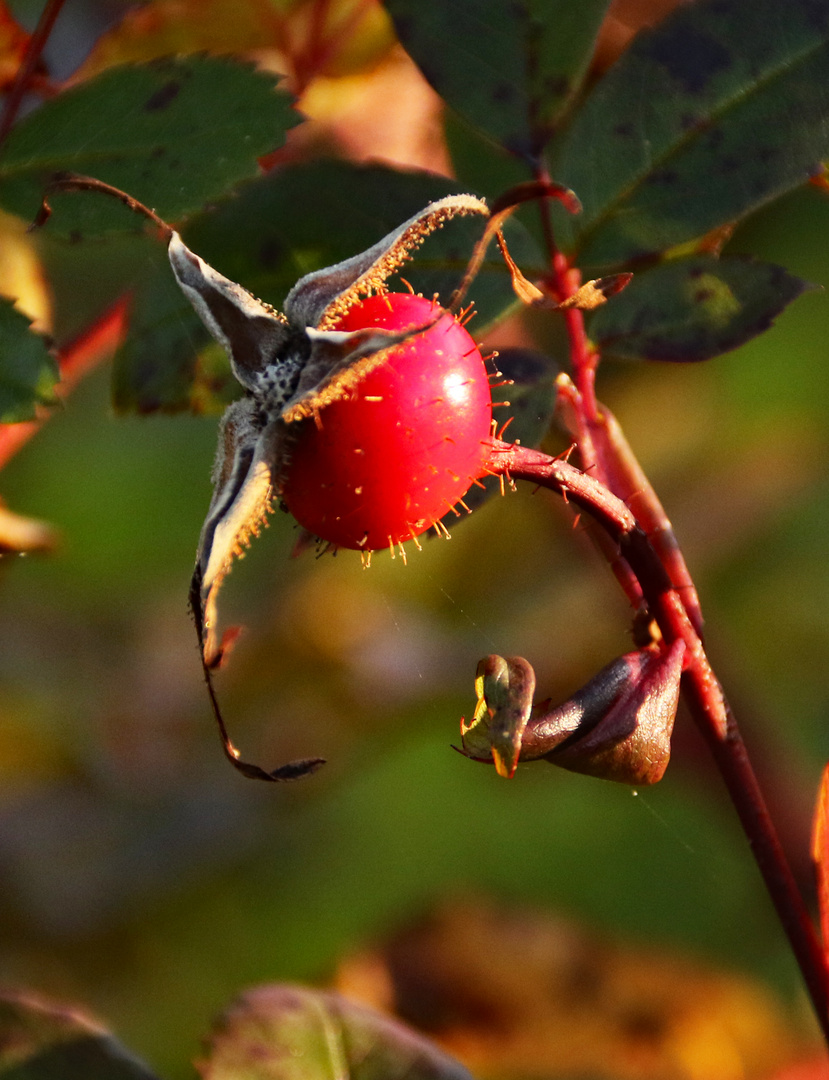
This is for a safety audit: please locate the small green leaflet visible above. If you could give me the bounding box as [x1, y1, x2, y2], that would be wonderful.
[0, 298, 58, 423]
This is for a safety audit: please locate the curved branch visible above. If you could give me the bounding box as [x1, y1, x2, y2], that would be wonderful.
[485, 438, 829, 1038]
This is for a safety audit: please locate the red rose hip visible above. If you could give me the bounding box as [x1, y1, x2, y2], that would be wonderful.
[281, 293, 492, 552]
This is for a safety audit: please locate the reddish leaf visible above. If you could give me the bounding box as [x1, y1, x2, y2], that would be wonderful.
[0, 1, 30, 93]
[811, 762, 829, 956]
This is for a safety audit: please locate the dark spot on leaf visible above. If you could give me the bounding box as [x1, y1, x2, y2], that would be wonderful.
[688, 267, 703, 279]
[144, 80, 181, 112]
[694, 288, 715, 303]
[650, 169, 678, 186]
[621, 1006, 668, 1044]
[168, 159, 181, 171]
[258, 238, 283, 269]
[802, 0, 829, 32]
[614, 121, 636, 139]
[151, 146, 166, 159]
[495, 348, 556, 384]
[69, 230, 83, 245]
[645, 27, 730, 94]
[544, 74, 569, 100]
[757, 146, 778, 164]
[706, 128, 725, 150]
[493, 83, 516, 104]
[720, 155, 741, 173]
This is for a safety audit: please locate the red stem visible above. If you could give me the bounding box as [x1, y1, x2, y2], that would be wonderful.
[487, 439, 829, 1042]
[0, 0, 67, 153]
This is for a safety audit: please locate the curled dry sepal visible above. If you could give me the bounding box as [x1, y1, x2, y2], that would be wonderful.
[460, 640, 686, 785]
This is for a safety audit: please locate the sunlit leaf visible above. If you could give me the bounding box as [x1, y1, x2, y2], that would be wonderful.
[72, 0, 285, 78]
[553, 0, 829, 267]
[73, 0, 395, 85]
[200, 984, 476, 1080]
[0, 991, 161, 1079]
[588, 254, 810, 362]
[0, 296, 57, 422]
[0, 56, 298, 233]
[385, 0, 612, 159]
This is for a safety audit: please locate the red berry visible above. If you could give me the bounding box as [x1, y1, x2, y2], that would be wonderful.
[281, 293, 492, 552]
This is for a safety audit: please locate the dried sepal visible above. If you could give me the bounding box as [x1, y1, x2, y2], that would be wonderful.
[168, 235, 290, 394]
[555, 273, 633, 311]
[194, 397, 282, 666]
[286, 194, 489, 331]
[461, 641, 685, 786]
[461, 655, 536, 778]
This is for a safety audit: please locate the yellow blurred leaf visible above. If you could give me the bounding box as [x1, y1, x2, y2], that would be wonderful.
[336, 897, 815, 1080]
[0, 209, 51, 331]
[0, 498, 58, 553]
[71, 0, 285, 80]
[72, 0, 396, 92]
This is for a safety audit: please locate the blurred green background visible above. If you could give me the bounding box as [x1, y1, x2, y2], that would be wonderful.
[1, 1, 829, 1076]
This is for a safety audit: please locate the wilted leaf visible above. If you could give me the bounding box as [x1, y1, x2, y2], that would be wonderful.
[588, 254, 810, 362]
[385, 0, 612, 159]
[199, 984, 476, 1080]
[0, 56, 299, 233]
[0, 296, 57, 422]
[113, 161, 540, 413]
[553, 0, 829, 267]
[0, 991, 161, 1079]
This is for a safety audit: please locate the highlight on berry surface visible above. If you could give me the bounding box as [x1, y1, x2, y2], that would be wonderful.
[280, 292, 493, 554]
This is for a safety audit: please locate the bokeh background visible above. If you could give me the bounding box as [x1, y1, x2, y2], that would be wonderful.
[1, 0, 829, 1076]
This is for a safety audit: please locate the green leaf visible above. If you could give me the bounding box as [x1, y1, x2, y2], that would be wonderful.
[0, 991, 161, 1079]
[0, 298, 58, 422]
[385, 0, 611, 158]
[200, 984, 477, 1080]
[114, 160, 541, 413]
[588, 254, 811, 362]
[0, 56, 298, 233]
[553, 0, 829, 267]
[110, 242, 212, 414]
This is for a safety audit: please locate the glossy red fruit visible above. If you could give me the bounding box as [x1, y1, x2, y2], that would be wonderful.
[281, 293, 492, 552]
